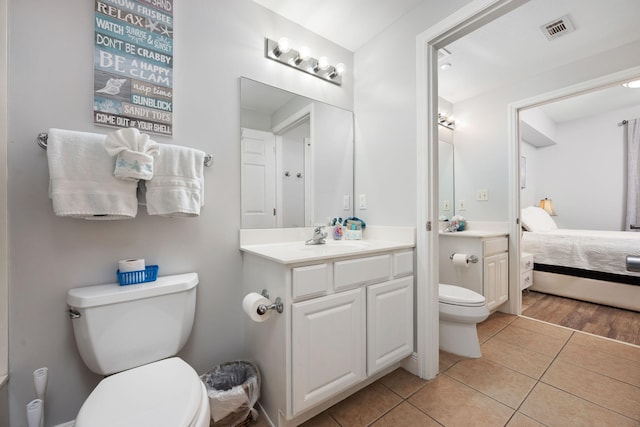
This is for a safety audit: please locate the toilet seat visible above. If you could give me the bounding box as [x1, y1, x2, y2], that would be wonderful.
[439, 283, 486, 307]
[75, 357, 208, 427]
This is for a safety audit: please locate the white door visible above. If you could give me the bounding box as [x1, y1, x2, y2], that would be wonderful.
[241, 128, 276, 228]
[367, 276, 414, 375]
[291, 288, 365, 415]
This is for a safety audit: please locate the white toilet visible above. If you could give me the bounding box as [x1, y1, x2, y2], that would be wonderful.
[439, 283, 490, 358]
[67, 272, 210, 427]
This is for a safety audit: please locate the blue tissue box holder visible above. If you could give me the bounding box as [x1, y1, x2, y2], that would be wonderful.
[117, 265, 159, 286]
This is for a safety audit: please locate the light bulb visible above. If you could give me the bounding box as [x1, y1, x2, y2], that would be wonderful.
[329, 63, 346, 79]
[294, 46, 311, 65]
[273, 37, 291, 57]
[315, 56, 330, 72]
[299, 46, 311, 61]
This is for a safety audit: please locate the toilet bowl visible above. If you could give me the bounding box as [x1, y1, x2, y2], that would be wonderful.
[67, 273, 210, 427]
[439, 283, 489, 358]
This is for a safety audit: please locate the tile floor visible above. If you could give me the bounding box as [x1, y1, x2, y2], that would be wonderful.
[252, 312, 640, 427]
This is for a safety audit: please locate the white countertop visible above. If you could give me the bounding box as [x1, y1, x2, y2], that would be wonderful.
[240, 239, 415, 264]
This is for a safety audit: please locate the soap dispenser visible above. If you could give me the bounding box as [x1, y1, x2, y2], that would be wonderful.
[332, 217, 344, 240]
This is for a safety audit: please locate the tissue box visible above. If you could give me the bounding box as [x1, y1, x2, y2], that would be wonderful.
[344, 229, 363, 240]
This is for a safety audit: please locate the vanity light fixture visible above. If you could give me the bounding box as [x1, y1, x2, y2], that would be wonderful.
[622, 79, 640, 89]
[438, 112, 456, 129]
[265, 37, 344, 86]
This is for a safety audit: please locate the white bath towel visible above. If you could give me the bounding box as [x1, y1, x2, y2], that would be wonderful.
[104, 128, 159, 181]
[144, 144, 205, 217]
[47, 128, 138, 219]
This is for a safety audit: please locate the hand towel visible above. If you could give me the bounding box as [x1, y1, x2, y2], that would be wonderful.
[145, 144, 205, 217]
[47, 128, 138, 219]
[104, 128, 159, 181]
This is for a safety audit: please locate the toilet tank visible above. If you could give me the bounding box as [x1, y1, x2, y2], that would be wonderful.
[67, 272, 198, 375]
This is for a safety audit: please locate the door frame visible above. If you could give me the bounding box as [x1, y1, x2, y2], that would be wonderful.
[415, 0, 528, 379]
[507, 65, 640, 300]
[273, 105, 314, 226]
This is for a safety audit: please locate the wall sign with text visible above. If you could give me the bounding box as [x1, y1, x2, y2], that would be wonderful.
[94, 0, 173, 135]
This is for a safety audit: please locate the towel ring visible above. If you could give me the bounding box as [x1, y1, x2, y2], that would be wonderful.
[37, 132, 213, 167]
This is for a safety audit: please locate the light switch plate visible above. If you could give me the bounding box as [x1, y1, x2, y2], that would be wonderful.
[359, 194, 367, 209]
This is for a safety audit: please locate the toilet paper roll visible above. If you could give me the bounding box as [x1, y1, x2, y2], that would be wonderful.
[242, 292, 272, 322]
[452, 253, 471, 268]
[118, 258, 145, 272]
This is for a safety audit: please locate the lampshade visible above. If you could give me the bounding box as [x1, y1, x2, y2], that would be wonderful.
[539, 198, 556, 216]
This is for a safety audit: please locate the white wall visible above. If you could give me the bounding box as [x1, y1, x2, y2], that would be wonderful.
[353, 0, 474, 225]
[531, 103, 640, 230]
[452, 40, 640, 222]
[520, 141, 540, 208]
[7, 1, 353, 425]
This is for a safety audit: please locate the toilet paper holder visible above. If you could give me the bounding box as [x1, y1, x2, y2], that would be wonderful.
[258, 289, 284, 314]
[450, 254, 478, 263]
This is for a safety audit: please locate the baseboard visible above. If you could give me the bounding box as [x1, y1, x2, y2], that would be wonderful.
[51, 422, 75, 427]
[401, 352, 419, 376]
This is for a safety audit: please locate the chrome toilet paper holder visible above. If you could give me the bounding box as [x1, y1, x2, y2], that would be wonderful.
[450, 253, 479, 264]
[258, 289, 284, 314]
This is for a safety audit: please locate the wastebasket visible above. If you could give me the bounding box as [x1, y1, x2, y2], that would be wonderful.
[200, 361, 261, 427]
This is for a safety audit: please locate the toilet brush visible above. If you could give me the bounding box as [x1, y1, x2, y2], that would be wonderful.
[33, 367, 48, 427]
[26, 399, 43, 427]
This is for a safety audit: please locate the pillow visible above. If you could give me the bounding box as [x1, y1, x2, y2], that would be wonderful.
[521, 206, 558, 232]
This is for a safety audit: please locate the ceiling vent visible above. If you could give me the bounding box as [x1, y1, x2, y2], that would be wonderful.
[541, 15, 575, 41]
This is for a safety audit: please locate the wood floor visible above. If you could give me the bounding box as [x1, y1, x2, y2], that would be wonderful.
[522, 290, 640, 346]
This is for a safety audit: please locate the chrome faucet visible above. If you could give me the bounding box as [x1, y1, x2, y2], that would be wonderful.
[305, 226, 327, 245]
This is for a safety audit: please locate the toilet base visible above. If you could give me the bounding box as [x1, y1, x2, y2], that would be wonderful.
[439, 319, 482, 358]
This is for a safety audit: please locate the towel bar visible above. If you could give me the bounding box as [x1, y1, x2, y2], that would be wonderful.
[37, 132, 213, 167]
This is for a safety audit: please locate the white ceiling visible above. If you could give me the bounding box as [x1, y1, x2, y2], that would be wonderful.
[252, 0, 426, 52]
[255, 0, 640, 123]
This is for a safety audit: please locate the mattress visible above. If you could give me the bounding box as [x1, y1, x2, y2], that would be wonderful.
[522, 229, 640, 278]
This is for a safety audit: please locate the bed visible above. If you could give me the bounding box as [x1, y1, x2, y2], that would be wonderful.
[520, 207, 640, 312]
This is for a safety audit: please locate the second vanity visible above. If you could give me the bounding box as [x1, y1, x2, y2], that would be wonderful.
[240, 228, 415, 427]
[439, 229, 509, 311]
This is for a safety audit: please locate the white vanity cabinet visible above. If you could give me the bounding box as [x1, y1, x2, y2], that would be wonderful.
[439, 231, 509, 311]
[241, 244, 414, 426]
[291, 287, 366, 414]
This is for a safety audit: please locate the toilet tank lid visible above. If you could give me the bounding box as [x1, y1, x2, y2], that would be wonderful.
[67, 272, 198, 308]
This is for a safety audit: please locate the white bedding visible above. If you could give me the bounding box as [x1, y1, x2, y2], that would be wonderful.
[522, 229, 640, 278]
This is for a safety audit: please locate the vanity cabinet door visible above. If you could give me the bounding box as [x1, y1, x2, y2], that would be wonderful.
[367, 276, 414, 375]
[291, 288, 366, 415]
[484, 252, 508, 311]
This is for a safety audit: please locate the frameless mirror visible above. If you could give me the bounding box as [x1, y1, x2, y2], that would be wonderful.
[438, 140, 454, 220]
[240, 77, 354, 228]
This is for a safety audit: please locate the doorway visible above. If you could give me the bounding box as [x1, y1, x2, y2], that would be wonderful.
[416, 0, 640, 379]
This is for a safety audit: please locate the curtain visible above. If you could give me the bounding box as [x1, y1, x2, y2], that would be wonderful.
[626, 118, 640, 231]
